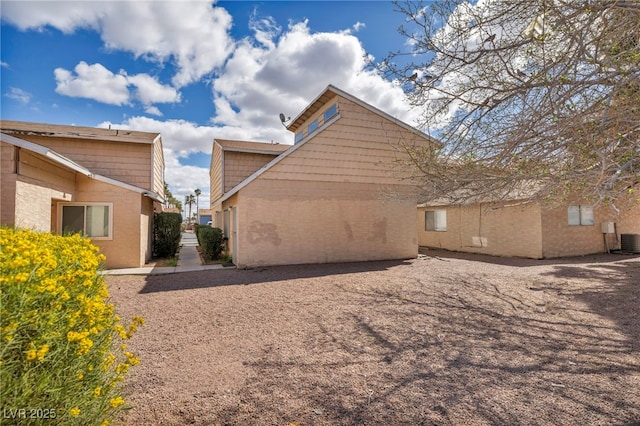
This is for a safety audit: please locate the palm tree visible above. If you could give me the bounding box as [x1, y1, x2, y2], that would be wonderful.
[194, 188, 201, 224]
[185, 194, 195, 225]
[164, 182, 171, 208]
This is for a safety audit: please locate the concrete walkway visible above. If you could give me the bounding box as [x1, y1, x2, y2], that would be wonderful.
[104, 231, 232, 275]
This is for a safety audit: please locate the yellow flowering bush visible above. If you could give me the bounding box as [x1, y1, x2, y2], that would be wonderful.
[0, 228, 143, 425]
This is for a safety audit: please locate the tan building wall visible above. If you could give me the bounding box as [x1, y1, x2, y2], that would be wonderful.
[1, 123, 163, 269]
[541, 203, 640, 258]
[210, 140, 286, 206]
[3, 145, 76, 231]
[1, 143, 19, 226]
[151, 138, 165, 196]
[231, 180, 417, 267]
[419, 201, 640, 259]
[218, 93, 428, 267]
[1, 121, 163, 194]
[223, 151, 280, 192]
[210, 144, 223, 201]
[71, 175, 148, 269]
[418, 202, 544, 258]
[7, 135, 155, 190]
[267, 95, 424, 185]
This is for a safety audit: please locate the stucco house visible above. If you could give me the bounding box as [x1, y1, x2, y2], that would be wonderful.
[0, 120, 165, 269]
[418, 197, 640, 258]
[210, 85, 432, 267]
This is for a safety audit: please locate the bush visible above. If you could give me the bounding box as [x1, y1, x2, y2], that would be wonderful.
[153, 212, 182, 258]
[197, 227, 225, 260]
[0, 228, 143, 425]
[193, 223, 202, 244]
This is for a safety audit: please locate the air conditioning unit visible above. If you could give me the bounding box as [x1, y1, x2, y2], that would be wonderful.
[621, 234, 640, 253]
[601, 222, 615, 234]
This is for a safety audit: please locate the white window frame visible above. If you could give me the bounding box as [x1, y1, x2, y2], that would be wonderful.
[567, 205, 594, 226]
[59, 202, 114, 240]
[425, 209, 447, 232]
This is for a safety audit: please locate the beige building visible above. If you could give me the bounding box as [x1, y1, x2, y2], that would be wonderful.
[210, 85, 432, 267]
[418, 199, 640, 258]
[0, 120, 165, 269]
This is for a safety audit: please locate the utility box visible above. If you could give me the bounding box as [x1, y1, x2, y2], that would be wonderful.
[601, 222, 615, 234]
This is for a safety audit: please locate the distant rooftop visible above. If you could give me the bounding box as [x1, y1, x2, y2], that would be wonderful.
[0, 120, 160, 145]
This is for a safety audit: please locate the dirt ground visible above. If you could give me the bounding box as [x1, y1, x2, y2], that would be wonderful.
[106, 249, 640, 426]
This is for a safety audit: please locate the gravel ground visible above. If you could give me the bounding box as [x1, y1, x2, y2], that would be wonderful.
[106, 250, 640, 426]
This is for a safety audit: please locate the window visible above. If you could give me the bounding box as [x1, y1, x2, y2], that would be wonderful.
[323, 104, 338, 121]
[568, 205, 594, 226]
[307, 119, 318, 134]
[61, 203, 112, 239]
[295, 132, 304, 143]
[425, 210, 447, 231]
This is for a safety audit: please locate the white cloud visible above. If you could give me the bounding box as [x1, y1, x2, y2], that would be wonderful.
[1, 61, 9, 68]
[54, 62, 130, 105]
[2, 1, 234, 87]
[144, 106, 163, 117]
[125, 73, 181, 105]
[54, 61, 181, 108]
[5, 87, 32, 104]
[212, 18, 419, 133]
[249, 10, 281, 49]
[352, 22, 366, 32]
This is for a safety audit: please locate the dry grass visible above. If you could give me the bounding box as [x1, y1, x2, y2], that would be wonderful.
[107, 250, 640, 425]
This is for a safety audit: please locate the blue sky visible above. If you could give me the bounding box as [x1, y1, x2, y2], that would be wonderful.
[1, 1, 421, 209]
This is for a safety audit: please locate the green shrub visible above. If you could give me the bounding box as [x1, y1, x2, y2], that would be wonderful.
[153, 212, 182, 258]
[193, 223, 202, 245]
[0, 228, 142, 425]
[197, 227, 225, 260]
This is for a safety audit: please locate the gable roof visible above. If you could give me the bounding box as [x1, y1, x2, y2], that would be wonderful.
[214, 84, 431, 205]
[287, 84, 430, 140]
[214, 139, 290, 155]
[0, 120, 161, 145]
[1, 132, 164, 203]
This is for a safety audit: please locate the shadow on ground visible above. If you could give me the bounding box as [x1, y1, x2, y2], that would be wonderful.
[113, 251, 640, 425]
[139, 259, 411, 294]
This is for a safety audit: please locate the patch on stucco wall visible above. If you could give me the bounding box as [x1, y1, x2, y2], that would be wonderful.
[343, 222, 354, 241]
[472, 236, 488, 247]
[368, 217, 387, 244]
[247, 221, 282, 246]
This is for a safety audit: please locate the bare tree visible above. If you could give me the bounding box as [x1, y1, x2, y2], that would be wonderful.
[384, 0, 639, 211]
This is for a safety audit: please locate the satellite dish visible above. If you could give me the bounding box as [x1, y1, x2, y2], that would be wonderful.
[279, 112, 290, 127]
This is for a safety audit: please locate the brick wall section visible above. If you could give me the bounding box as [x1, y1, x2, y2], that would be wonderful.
[418, 202, 544, 258]
[8, 147, 76, 231]
[236, 180, 417, 267]
[541, 203, 640, 257]
[419, 201, 640, 258]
